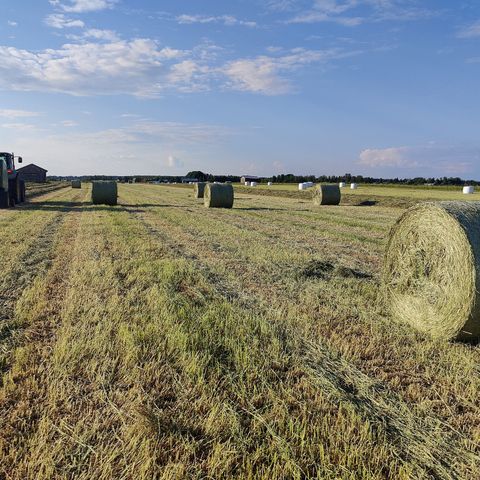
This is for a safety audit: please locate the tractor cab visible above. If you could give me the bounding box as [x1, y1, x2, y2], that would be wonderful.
[0, 152, 22, 177]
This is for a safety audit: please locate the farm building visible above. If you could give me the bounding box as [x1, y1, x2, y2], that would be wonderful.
[240, 175, 259, 184]
[17, 163, 48, 183]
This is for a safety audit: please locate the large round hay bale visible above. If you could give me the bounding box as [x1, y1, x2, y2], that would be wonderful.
[204, 183, 234, 208]
[383, 202, 480, 341]
[194, 182, 207, 199]
[91, 181, 118, 206]
[313, 184, 341, 206]
[72, 180, 81, 189]
[463, 186, 474, 195]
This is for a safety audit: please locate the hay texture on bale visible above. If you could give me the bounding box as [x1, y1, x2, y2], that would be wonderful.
[204, 183, 234, 209]
[383, 201, 480, 341]
[71, 180, 81, 189]
[91, 181, 118, 206]
[194, 182, 207, 199]
[313, 184, 341, 206]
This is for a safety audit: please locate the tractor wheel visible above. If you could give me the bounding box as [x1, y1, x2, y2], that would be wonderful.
[19, 180, 26, 203]
[0, 188, 9, 208]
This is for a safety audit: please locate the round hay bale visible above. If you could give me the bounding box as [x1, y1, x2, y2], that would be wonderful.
[383, 201, 480, 341]
[268, 181, 273, 186]
[463, 186, 475, 195]
[250, 181, 257, 187]
[339, 182, 346, 188]
[71, 180, 81, 189]
[312, 184, 341, 206]
[204, 183, 234, 209]
[91, 181, 118, 206]
[350, 183, 358, 190]
[298, 183, 306, 191]
[194, 182, 207, 199]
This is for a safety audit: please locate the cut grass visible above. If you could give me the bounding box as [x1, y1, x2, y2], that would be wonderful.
[0, 183, 479, 479]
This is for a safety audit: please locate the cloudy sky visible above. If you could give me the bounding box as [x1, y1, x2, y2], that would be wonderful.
[1, 0, 479, 178]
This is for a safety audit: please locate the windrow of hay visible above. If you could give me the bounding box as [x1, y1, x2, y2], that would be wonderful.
[193, 182, 207, 199]
[313, 184, 341, 206]
[383, 201, 480, 341]
[204, 183, 234, 208]
[71, 180, 81, 189]
[91, 181, 118, 206]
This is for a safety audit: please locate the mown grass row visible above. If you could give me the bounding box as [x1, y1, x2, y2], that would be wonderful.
[1, 184, 479, 478]
[121, 185, 480, 449]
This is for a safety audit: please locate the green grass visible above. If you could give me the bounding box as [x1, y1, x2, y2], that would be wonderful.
[0, 183, 479, 479]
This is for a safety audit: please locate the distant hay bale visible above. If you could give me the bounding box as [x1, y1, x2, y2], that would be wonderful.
[204, 183, 234, 208]
[91, 181, 118, 206]
[268, 181, 273, 186]
[71, 180, 81, 189]
[463, 186, 475, 195]
[313, 184, 341, 206]
[350, 183, 358, 190]
[194, 182, 207, 199]
[298, 183, 306, 191]
[339, 182, 346, 188]
[244, 181, 249, 186]
[383, 201, 480, 341]
[250, 181, 257, 187]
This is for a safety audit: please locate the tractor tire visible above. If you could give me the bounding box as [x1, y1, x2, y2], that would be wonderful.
[19, 180, 26, 203]
[8, 178, 18, 207]
[0, 188, 9, 208]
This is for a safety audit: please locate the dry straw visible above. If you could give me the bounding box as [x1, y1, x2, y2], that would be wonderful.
[383, 201, 480, 341]
[204, 183, 234, 208]
[91, 181, 118, 206]
[313, 184, 341, 206]
[71, 180, 81, 189]
[194, 182, 207, 199]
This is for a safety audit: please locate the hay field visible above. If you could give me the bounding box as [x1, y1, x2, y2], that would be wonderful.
[0, 183, 479, 479]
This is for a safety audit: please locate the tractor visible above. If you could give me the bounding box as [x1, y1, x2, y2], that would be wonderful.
[0, 152, 26, 208]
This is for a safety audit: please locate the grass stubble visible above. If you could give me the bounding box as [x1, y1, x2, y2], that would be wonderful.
[0, 183, 478, 479]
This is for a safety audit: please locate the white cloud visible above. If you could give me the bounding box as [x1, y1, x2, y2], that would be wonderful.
[0, 35, 357, 97]
[176, 14, 257, 28]
[286, 0, 434, 25]
[61, 120, 78, 127]
[458, 20, 480, 38]
[83, 29, 120, 41]
[8, 21, 18, 27]
[359, 144, 479, 175]
[45, 14, 85, 29]
[359, 146, 417, 167]
[0, 39, 189, 97]
[223, 48, 356, 94]
[166, 155, 183, 168]
[53, 0, 117, 13]
[0, 109, 40, 118]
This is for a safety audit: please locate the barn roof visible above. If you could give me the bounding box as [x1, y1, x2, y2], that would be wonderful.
[17, 163, 48, 173]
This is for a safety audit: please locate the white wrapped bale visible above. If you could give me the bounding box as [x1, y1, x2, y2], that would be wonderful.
[463, 186, 475, 195]
[298, 183, 305, 191]
[350, 183, 358, 190]
[267, 182, 273, 186]
[339, 182, 346, 188]
[244, 181, 249, 186]
[91, 181, 118, 206]
[250, 181, 257, 187]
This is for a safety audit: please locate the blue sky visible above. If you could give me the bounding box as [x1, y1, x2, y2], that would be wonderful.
[1, 0, 479, 178]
